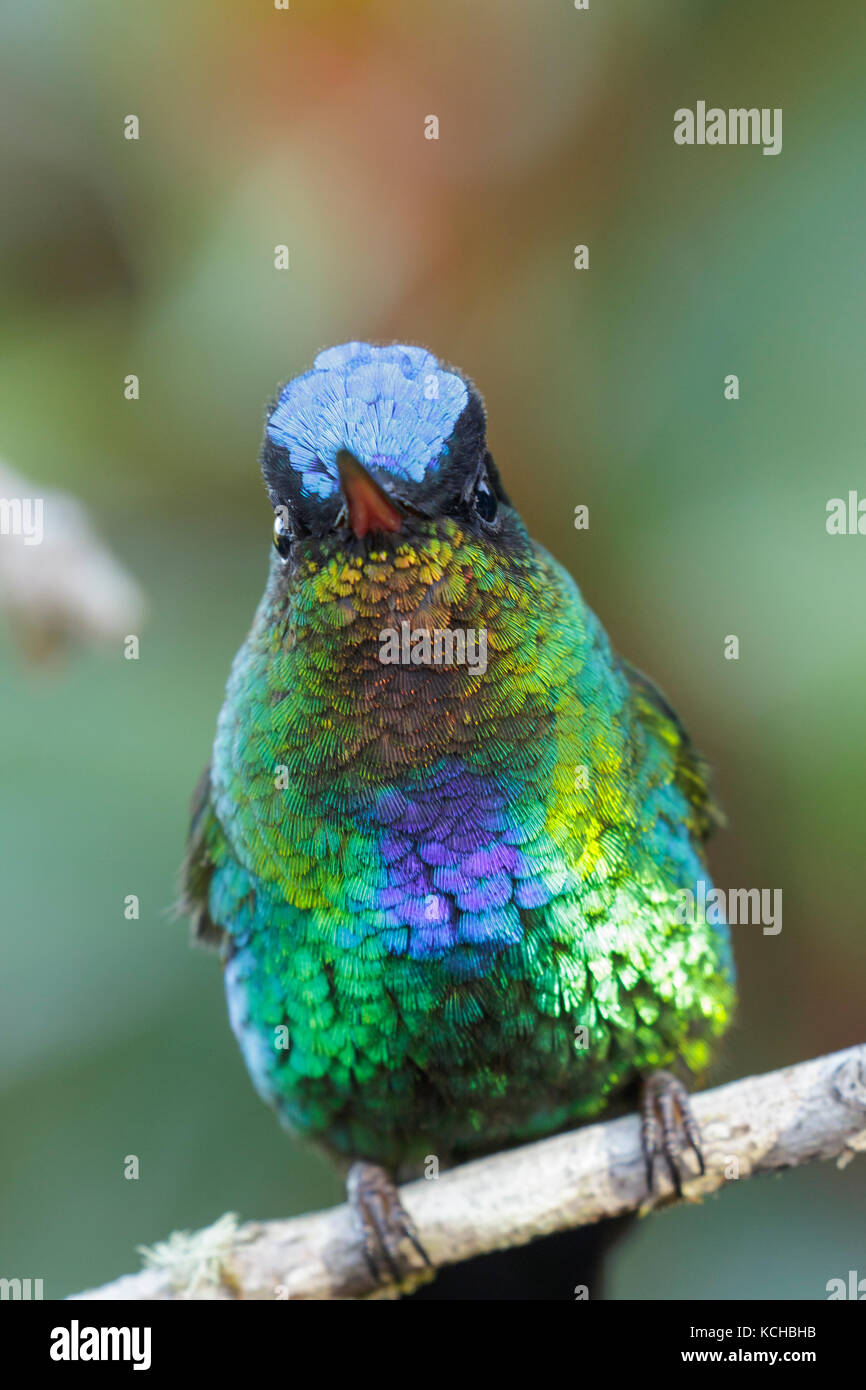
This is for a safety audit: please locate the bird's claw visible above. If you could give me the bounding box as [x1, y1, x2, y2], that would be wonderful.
[640, 1070, 705, 1198]
[347, 1160, 431, 1286]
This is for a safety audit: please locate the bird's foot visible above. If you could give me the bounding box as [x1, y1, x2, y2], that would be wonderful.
[640, 1070, 705, 1198]
[347, 1160, 431, 1287]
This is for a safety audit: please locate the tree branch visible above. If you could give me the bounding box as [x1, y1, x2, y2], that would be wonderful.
[0, 459, 145, 663]
[72, 1043, 866, 1301]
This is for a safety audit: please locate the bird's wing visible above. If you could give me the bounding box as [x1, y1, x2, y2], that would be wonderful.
[619, 658, 722, 846]
[178, 763, 228, 948]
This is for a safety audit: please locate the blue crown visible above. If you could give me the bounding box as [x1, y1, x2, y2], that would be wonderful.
[266, 342, 469, 500]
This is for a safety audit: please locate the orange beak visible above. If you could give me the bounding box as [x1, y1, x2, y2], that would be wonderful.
[336, 450, 403, 539]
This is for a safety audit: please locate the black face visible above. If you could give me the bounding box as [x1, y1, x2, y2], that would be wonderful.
[260, 377, 523, 561]
[445, 447, 510, 536]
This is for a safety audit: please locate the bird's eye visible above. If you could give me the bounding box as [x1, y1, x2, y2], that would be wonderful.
[273, 510, 293, 559]
[473, 472, 498, 524]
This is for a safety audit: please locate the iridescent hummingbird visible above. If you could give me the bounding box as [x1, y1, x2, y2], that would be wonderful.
[182, 342, 735, 1288]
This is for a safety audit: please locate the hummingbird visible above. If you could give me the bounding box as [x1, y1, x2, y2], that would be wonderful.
[182, 341, 735, 1292]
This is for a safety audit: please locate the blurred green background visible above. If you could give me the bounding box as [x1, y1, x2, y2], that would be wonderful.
[1, 0, 864, 1299]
